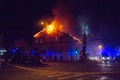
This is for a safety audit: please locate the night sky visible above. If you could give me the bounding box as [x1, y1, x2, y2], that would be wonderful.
[0, 0, 120, 47]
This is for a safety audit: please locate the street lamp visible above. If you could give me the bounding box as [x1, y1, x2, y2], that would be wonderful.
[97, 44, 103, 61]
[41, 21, 44, 25]
[97, 45, 102, 49]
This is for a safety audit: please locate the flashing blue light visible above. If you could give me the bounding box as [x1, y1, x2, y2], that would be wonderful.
[73, 50, 79, 56]
[11, 48, 19, 54]
[102, 46, 119, 58]
[73, 47, 79, 56]
[11, 49, 17, 54]
[75, 50, 78, 54]
[46, 51, 54, 56]
[117, 54, 120, 56]
[31, 50, 35, 56]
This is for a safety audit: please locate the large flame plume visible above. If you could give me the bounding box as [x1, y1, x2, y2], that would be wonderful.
[34, 20, 63, 38]
[46, 20, 63, 34]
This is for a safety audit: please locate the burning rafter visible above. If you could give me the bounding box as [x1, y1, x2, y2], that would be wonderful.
[69, 34, 82, 44]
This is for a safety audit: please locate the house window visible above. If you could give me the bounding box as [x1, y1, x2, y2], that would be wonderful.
[60, 56, 63, 60]
[54, 56, 57, 61]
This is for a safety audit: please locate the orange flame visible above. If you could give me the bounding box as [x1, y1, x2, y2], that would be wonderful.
[34, 20, 63, 38]
[44, 20, 63, 34]
[46, 21, 56, 34]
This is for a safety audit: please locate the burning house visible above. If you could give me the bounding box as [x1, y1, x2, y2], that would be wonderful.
[33, 20, 82, 62]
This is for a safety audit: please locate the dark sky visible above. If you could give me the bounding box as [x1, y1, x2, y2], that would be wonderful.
[0, 0, 120, 46]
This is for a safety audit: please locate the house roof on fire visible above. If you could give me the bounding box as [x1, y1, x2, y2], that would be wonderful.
[34, 29, 82, 44]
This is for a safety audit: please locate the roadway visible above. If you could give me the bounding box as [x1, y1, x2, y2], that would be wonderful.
[0, 61, 120, 80]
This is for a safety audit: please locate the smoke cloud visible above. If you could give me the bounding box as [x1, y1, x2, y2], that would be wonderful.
[52, 0, 81, 37]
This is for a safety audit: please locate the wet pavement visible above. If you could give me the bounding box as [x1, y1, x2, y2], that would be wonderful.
[0, 61, 120, 80]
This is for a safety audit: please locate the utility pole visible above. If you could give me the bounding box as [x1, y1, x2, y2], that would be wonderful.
[82, 33, 87, 56]
[80, 23, 89, 62]
[80, 33, 87, 61]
